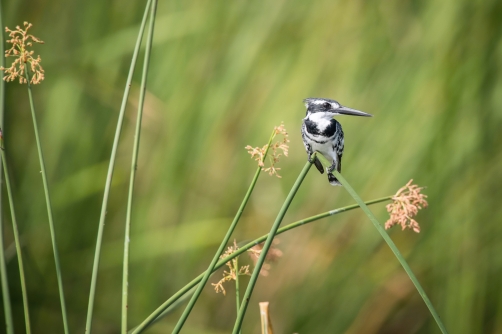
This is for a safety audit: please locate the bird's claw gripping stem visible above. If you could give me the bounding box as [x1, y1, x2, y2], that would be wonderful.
[307, 152, 315, 163]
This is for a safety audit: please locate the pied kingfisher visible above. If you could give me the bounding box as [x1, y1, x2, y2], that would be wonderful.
[301, 98, 372, 186]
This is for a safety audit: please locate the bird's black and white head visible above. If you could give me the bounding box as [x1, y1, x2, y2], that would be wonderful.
[303, 98, 372, 119]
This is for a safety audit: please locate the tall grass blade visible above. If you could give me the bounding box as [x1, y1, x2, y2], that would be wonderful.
[1, 147, 32, 333]
[85, 0, 153, 332]
[0, 213, 12, 334]
[121, 0, 158, 332]
[131, 196, 390, 333]
[232, 159, 313, 334]
[332, 170, 448, 334]
[234, 257, 241, 334]
[24, 69, 69, 334]
[172, 129, 277, 333]
[0, 1, 14, 332]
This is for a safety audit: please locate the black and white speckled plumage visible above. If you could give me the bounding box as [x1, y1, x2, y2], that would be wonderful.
[301, 98, 371, 186]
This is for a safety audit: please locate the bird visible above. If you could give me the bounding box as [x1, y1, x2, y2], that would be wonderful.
[301, 98, 372, 185]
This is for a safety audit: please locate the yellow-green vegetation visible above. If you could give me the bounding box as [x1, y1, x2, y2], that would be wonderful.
[1, 0, 501, 333]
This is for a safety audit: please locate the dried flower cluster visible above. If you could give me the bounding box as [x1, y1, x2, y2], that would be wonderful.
[248, 239, 283, 277]
[245, 122, 289, 178]
[385, 179, 428, 233]
[213, 239, 284, 295]
[212, 241, 250, 295]
[0, 22, 45, 84]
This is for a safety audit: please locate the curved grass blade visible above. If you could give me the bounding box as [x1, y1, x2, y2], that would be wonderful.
[85, 0, 153, 332]
[121, 0, 158, 332]
[232, 159, 313, 333]
[130, 196, 390, 333]
[333, 170, 448, 334]
[171, 129, 277, 333]
[1, 145, 32, 333]
[0, 3, 14, 332]
[24, 69, 69, 334]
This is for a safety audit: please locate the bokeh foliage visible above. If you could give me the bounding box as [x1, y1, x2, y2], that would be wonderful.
[1, 0, 502, 333]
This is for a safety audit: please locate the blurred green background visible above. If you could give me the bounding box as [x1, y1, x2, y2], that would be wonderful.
[1, 0, 502, 333]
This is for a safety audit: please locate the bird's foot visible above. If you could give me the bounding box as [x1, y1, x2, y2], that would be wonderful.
[327, 163, 336, 174]
[307, 152, 315, 163]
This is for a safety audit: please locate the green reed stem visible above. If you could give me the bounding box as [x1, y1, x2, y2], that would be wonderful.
[131, 195, 390, 333]
[85, 0, 152, 332]
[172, 129, 277, 333]
[232, 158, 313, 334]
[128, 286, 196, 333]
[0, 184, 13, 334]
[121, 0, 158, 333]
[332, 170, 448, 334]
[1, 145, 32, 333]
[24, 69, 69, 334]
[234, 257, 241, 334]
[0, 2, 14, 333]
[0, 208, 12, 334]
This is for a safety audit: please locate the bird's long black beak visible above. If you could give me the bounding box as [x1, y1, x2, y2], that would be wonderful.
[334, 106, 372, 117]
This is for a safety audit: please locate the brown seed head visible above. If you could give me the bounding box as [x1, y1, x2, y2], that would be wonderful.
[248, 239, 283, 277]
[1, 22, 44, 84]
[384, 179, 428, 233]
[212, 240, 250, 295]
[245, 122, 289, 178]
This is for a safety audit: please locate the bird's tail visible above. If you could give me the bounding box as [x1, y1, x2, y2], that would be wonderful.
[328, 173, 341, 186]
[328, 159, 342, 186]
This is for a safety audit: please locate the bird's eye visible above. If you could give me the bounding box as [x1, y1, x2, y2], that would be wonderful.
[323, 102, 331, 110]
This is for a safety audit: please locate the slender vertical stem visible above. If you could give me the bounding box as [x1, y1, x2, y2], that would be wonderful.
[332, 170, 448, 334]
[172, 129, 277, 333]
[0, 220, 12, 334]
[234, 257, 241, 314]
[131, 196, 390, 333]
[1, 147, 31, 333]
[24, 69, 69, 334]
[0, 3, 14, 332]
[232, 159, 313, 334]
[0, 177, 13, 334]
[233, 257, 241, 334]
[121, 0, 158, 333]
[85, 0, 152, 332]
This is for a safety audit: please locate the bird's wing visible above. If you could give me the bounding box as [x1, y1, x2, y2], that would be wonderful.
[314, 157, 324, 174]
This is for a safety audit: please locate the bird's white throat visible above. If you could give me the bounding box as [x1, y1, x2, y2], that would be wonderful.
[305, 112, 333, 132]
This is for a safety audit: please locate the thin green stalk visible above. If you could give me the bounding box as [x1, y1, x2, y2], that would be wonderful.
[24, 69, 69, 334]
[172, 129, 277, 333]
[0, 209, 12, 334]
[0, 188, 13, 334]
[85, 0, 152, 332]
[128, 286, 196, 333]
[1, 146, 31, 333]
[0, 2, 14, 333]
[0, 1, 14, 334]
[234, 257, 241, 334]
[333, 170, 448, 334]
[121, 0, 158, 333]
[232, 159, 313, 334]
[131, 196, 390, 333]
